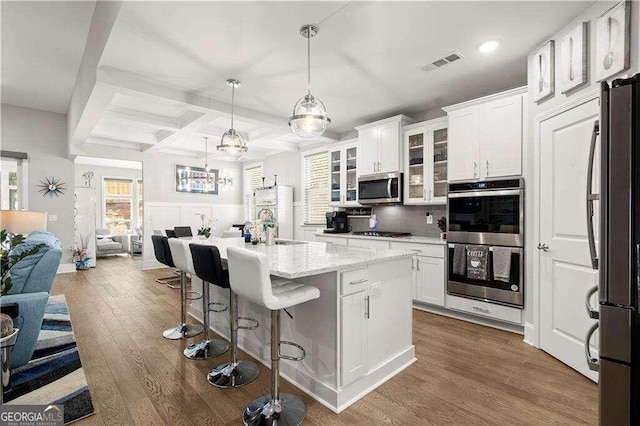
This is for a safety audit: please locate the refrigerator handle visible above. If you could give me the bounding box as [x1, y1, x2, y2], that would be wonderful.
[586, 120, 600, 270]
[585, 285, 599, 319]
[584, 321, 600, 372]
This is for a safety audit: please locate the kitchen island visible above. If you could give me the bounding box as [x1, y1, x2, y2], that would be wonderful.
[186, 238, 415, 413]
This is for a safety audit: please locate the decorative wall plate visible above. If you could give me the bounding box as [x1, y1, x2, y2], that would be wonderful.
[560, 22, 588, 93]
[532, 40, 555, 103]
[596, 1, 631, 81]
[38, 176, 66, 197]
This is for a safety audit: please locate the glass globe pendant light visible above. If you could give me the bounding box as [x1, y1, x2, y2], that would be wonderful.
[217, 79, 248, 161]
[288, 24, 331, 139]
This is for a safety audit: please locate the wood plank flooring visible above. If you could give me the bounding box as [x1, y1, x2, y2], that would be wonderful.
[53, 256, 597, 425]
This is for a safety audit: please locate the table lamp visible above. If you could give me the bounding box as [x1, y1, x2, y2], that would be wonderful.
[0, 211, 48, 236]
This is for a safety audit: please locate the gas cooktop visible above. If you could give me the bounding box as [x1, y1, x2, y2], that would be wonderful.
[352, 231, 412, 238]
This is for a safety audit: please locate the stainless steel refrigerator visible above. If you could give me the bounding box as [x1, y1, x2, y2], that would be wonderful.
[585, 73, 640, 425]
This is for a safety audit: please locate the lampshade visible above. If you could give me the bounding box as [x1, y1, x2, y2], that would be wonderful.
[1, 210, 48, 235]
[218, 129, 248, 161]
[289, 94, 331, 139]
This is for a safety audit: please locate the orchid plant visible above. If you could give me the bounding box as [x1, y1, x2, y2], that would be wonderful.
[195, 212, 218, 238]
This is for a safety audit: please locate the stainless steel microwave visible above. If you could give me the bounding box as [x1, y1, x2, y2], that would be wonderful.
[358, 172, 402, 205]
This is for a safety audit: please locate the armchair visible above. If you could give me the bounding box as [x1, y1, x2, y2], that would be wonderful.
[96, 228, 129, 257]
[2, 231, 62, 368]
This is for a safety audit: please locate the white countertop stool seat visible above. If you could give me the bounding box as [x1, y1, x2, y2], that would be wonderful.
[169, 239, 228, 359]
[227, 247, 320, 426]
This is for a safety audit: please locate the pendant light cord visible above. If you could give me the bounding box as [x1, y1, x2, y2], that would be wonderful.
[231, 84, 235, 130]
[204, 137, 208, 170]
[307, 30, 311, 96]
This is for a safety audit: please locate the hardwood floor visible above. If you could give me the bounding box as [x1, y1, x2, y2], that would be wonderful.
[53, 256, 597, 425]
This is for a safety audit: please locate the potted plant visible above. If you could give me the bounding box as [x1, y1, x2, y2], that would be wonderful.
[195, 212, 218, 238]
[1, 230, 43, 297]
[437, 216, 447, 241]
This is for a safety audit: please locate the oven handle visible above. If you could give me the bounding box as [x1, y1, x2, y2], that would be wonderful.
[387, 178, 392, 198]
[447, 189, 522, 198]
[447, 244, 522, 254]
[586, 120, 599, 270]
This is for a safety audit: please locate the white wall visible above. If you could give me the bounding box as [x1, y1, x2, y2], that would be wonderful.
[524, 1, 640, 334]
[1, 104, 75, 264]
[141, 151, 244, 268]
[74, 163, 142, 229]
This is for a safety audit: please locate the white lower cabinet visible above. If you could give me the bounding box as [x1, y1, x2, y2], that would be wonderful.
[414, 255, 445, 306]
[347, 239, 390, 249]
[340, 289, 368, 387]
[318, 236, 348, 245]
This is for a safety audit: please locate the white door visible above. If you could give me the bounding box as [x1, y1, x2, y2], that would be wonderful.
[359, 127, 378, 175]
[448, 105, 481, 181]
[340, 290, 368, 386]
[539, 96, 600, 381]
[482, 95, 523, 178]
[415, 256, 445, 306]
[377, 122, 400, 173]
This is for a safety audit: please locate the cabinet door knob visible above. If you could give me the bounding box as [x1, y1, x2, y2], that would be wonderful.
[537, 243, 549, 251]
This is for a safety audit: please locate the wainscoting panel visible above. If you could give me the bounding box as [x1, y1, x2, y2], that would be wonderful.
[142, 202, 243, 269]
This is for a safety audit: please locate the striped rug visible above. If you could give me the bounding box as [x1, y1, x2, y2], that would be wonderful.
[5, 294, 95, 424]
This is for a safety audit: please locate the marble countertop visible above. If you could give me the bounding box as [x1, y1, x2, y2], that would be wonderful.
[315, 232, 446, 245]
[185, 238, 414, 279]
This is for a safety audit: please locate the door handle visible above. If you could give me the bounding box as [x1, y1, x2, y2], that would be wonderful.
[584, 322, 599, 372]
[473, 161, 478, 178]
[585, 285, 599, 319]
[586, 120, 600, 270]
[364, 295, 370, 319]
[416, 258, 420, 271]
[537, 243, 549, 251]
[486, 160, 490, 176]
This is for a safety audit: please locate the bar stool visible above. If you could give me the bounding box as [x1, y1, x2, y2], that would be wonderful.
[160, 237, 203, 340]
[151, 235, 180, 286]
[168, 238, 229, 359]
[174, 226, 193, 237]
[227, 247, 320, 426]
[189, 244, 260, 388]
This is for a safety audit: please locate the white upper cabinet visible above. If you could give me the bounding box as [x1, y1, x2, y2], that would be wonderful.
[448, 106, 481, 181]
[356, 115, 415, 176]
[444, 88, 526, 182]
[404, 118, 449, 205]
[481, 95, 523, 178]
[329, 140, 359, 207]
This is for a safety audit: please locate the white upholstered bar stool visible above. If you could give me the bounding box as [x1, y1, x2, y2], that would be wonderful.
[227, 247, 320, 426]
[167, 238, 229, 358]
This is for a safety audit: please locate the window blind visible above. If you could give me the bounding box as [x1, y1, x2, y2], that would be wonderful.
[303, 151, 330, 225]
[244, 165, 263, 221]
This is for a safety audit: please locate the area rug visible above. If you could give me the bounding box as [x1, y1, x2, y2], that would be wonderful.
[4, 294, 95, 424]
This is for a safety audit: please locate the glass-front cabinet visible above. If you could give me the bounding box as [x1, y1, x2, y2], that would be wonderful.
[330, 141, 359, 207]
[404, 118, 448, 205]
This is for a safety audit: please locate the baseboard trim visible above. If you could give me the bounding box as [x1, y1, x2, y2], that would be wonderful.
[56, 263, 76, 274]
[413, 302, 525, 335]
[523, 321, 537, 347]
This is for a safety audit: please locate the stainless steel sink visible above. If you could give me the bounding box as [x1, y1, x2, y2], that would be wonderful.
[274, 240, 308, 246]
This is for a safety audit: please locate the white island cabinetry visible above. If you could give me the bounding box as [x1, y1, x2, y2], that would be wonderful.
[187, 239, 414, 413]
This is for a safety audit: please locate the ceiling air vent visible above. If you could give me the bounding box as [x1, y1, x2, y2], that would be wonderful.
[423, 51, 464, 71]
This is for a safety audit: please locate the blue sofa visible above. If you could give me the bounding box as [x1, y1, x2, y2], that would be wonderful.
[3, 231, 62, 368]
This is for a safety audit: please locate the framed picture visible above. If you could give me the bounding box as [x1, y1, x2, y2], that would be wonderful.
[532, 40, 555, 103]
[175, 165, 219, 195]
[560, 22, 588, 93]
[596, 1, 631, 81]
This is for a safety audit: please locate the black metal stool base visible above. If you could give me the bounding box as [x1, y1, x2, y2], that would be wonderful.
[162, 323, 203, 340]
[243, 393, 306, 426]
[207, 360, 259, 388]
[183, 339, 229, 360]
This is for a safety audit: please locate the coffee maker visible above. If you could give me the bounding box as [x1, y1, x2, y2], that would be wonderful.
[324, 211, 349, 233]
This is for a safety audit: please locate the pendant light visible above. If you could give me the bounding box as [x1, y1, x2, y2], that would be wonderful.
[217, 79, 248, 161]
[288, 24, 331, 139]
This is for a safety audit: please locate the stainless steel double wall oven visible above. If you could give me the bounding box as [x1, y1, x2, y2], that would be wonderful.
[447, 178, 524, 307]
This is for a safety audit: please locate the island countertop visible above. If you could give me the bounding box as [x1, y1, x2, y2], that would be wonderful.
[187, 237, 414, 279]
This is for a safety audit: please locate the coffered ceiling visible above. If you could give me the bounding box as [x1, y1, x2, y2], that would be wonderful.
[3, 1, 594, 161]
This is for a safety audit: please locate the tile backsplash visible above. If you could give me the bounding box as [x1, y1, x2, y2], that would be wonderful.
[349, 205, 446, 237]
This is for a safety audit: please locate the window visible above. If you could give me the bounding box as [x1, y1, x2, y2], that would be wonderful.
[104, 178, 133, 235]
[244, 164, 263, 221]
[302, 151, 330, 225]
[137, 180, 143, 228]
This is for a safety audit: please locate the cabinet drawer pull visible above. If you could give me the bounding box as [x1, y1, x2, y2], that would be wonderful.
[472, 306, 490, 314]
[348, 278, 368, 285]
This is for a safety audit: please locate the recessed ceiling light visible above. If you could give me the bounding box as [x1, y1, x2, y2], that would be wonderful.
[479, 39, 500, 54]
